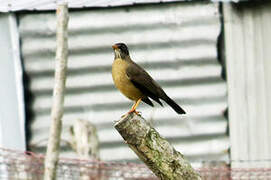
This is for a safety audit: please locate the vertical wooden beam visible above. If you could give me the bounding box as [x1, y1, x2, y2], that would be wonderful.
[223, 2, 271, 168]
[44, 4, 69, 180]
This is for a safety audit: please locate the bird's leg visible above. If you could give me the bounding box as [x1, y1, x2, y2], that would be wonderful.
[128, 98, 142, 114]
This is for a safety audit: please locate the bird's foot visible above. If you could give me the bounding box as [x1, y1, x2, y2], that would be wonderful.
[128, 109, 141, 115]
[121, 110, 141, 118]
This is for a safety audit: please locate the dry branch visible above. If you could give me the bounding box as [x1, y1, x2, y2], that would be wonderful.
[114, 113, 201, 180]
[44, 4, 69, 180]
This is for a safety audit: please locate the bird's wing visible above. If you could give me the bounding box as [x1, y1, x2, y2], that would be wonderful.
[126, 62, 164, 106]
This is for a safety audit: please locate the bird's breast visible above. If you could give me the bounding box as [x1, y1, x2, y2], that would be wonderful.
[112, 58, 143, 101]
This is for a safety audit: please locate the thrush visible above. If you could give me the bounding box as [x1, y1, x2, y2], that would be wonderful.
[111, 43, 186, 115]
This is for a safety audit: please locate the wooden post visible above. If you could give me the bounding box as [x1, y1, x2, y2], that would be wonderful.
[69, 119, 100, 159]
[69, 119, 100, 180]
[114, 113, 201, 180]
[44, 4, 69, 180]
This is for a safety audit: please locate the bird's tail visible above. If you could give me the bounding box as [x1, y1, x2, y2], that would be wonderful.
[164, 96, 186, 114]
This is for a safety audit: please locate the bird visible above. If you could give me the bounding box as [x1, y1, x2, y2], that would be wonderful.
[111, 43, 186, 115]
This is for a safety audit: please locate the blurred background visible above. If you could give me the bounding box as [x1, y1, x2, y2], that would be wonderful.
[0, 0, 270, 172]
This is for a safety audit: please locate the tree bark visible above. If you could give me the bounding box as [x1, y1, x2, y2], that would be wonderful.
[114, 113, 201, 180]
[44, 4, 69, 180]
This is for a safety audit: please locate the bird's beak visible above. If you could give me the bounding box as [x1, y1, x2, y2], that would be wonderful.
[112, 45, 118, 49]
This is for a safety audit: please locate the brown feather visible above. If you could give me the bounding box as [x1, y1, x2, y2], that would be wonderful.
[126, 62, 164, 106]
[126, 60, 185, 114]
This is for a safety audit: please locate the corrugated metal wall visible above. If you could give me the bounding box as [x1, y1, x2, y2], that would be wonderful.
[19, 2, 228, 166]
[0, 0, 246, 12]
[224, 2, 271, 168]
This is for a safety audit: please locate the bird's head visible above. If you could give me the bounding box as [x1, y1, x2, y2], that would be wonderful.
[112, 43, 130, 59]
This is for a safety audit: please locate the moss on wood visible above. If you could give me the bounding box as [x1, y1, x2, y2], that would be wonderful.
[114, 113, 201, 180]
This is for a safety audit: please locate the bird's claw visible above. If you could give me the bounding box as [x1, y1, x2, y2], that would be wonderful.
[121, 110, 142, 118]
[128, 109, 141, 115]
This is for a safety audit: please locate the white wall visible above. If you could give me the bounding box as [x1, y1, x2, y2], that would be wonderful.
[0, 14, 25, 150]
[224, 2, 271, 168]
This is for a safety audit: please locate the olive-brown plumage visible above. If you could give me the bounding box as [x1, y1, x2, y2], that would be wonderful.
[111, 43, 185, 114]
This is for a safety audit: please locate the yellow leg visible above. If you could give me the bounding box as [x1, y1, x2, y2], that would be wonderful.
[128, 98, 142, 114]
